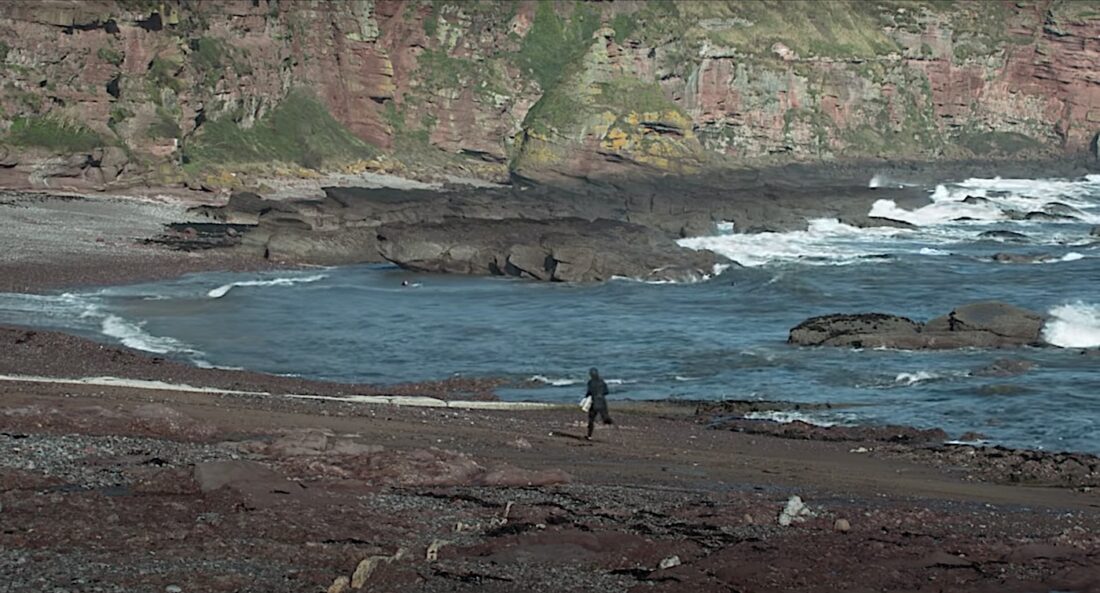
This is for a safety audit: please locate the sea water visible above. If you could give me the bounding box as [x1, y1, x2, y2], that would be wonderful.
[2, 175, 1099, 453]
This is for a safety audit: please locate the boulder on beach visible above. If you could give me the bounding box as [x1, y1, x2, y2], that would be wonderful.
[789, 301, 1047, 349]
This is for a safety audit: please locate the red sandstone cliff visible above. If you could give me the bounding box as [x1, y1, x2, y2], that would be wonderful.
[0, 0, 1097, 189]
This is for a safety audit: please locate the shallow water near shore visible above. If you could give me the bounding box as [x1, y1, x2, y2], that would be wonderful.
[2, 175, 1100, 454]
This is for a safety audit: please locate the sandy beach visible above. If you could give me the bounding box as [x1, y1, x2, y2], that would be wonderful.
[0, 189, 1097, 593]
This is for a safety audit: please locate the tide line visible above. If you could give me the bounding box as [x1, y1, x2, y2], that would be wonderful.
[0, 374, 560, 410]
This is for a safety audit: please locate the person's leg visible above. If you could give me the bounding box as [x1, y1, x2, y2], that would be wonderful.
[600, 407, 613, 425]
[587, 408, 596, 439]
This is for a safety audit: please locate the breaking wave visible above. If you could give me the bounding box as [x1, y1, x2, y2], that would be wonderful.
[678, 218, 905, 267]
[1043, 302, 1100, 348]
[894, 371, 942, 386]
[100, 314, 204, 357]
[870, 176, 1100, 227]
[743, 410, 837, 427]
[207, 274, 328, 298]
[529, 375, 578, 386]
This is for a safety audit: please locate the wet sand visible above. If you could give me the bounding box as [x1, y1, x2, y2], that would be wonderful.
[1, 188, 1098, 592]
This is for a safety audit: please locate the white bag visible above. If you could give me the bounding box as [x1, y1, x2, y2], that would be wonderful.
[579, 396, 592, 412]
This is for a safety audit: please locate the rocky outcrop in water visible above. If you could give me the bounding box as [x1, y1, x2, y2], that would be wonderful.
[789, 301, 1047, 349]
[178, 171, 931, 278]
[377, 217, 719, 282]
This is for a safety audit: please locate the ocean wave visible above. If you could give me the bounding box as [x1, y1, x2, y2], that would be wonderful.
[678, 218, 902, 267]
[1042, 302, 1100, 348]
[870, 176, 1100, 228]
[529, 375, 578, 386]
[100, 314, 201, 356]
[894, 371, 941, 386]
[207, 274, 327, 298]
[743, 410, 837, 427]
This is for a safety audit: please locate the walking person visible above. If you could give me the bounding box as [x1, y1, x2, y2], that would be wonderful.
[584, 367, 613, 440]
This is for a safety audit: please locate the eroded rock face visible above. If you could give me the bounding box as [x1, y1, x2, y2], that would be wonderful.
[1, 2, 1099, 186]
[376, 218, 720, 283]
[789, 301, 1047, 349]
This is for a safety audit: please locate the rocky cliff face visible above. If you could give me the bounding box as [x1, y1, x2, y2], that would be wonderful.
[0, 0, 1097, 189]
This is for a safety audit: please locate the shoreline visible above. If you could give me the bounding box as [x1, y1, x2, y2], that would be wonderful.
[2, 169, 1099, 591]
[3, 323, 1098, 466]
[2, 361, 1098, 592]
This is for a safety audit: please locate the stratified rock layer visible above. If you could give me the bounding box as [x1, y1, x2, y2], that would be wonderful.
[0, 1, 1098, 187]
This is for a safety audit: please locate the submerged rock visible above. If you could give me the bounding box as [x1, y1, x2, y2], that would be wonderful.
[972, 358, 1036, 377]
[1024, 210, 1076, 221]
[1043, 202, 1083, 217]
[991, 252, 1052, 264]
[978, 230, 1029, 242]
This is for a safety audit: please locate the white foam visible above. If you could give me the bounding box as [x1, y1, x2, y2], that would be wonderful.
[0, 374, 558, 410]
[919, 247, 951, 256]
[895, 371, 940, 385]
[207, 274, 327, 298]
[870, 176, 1100, 228]
[679, 218, 903, 267]
[529, 375, 578, 386]
[743, 410, 836, 427]
[868, 174, 910, 189]
[1060, 252, 1084, 262]
[100, 314, 199, 356]
[1042, 302, 1100, 348]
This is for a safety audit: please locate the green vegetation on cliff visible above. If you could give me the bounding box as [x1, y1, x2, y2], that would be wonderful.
[182, 90, 375, 170]
[3, 117, 104, 153]
[515, 0, 600, 89]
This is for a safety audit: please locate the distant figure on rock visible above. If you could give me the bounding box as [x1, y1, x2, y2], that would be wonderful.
[585, 367, 613, 440]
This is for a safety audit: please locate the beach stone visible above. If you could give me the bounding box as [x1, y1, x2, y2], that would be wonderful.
[509, 437, 533, 450]
[659, 555, 682, 569]
[834, 518, 851, 532]
[165, 586, 182, 593]
[777, 495, 813, 526]
[327, 576, 350, 593]
[351, 549, 406, 588]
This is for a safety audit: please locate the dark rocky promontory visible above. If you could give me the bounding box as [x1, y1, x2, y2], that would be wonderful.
[789, 301, 1047, 349]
